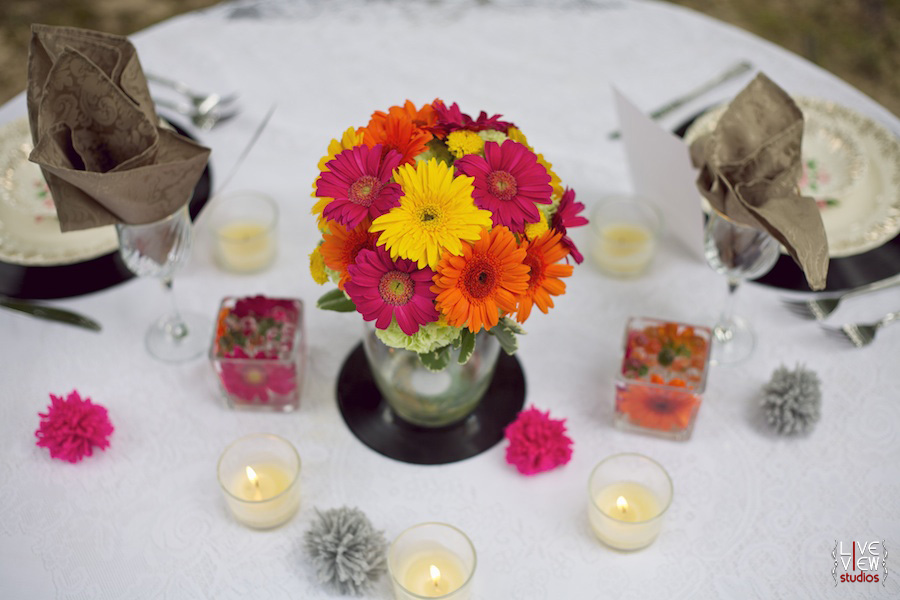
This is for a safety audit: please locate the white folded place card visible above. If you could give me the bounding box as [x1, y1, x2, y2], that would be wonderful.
[612, 88, 705, 261]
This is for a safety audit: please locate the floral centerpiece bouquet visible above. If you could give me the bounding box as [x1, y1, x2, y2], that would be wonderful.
[308, 99, 587, 372]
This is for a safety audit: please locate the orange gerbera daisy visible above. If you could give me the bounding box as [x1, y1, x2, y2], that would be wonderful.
[320, 218, 379, 289]
[370, 100, 437, 131]
[616, 382, 700, 432]
[515, 231, 574, 323]
[362, 111, 432, 166]
[431, 226, 530, 332]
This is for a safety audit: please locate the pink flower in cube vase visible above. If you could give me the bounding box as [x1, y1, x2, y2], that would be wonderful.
[210, 296, 305, 412]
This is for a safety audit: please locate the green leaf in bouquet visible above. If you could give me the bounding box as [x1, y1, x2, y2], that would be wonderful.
[419, 346, 451, 372]
[316, 288, 357, 312]
[490, 317, 525, 355]
[457, 329, 476, 364]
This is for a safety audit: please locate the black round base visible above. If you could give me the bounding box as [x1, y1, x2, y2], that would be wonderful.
[336, 343, 526, 465]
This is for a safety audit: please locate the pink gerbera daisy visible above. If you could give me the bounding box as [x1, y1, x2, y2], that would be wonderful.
[344, 247, 439, 335]
[429, 99, 513, 138]
[455, 140, 552, 233]
[220, 348, 297, 403]
[233, 295, 298, 322]
[315, 144, 404, 229]
[551, 187, 589, 264]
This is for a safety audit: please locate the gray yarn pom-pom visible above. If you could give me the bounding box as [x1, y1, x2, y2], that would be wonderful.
[304, 507, 387, 596]
[761, 364, 822, 434]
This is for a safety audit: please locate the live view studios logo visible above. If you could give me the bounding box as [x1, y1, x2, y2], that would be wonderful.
[833, 540, 888, 586]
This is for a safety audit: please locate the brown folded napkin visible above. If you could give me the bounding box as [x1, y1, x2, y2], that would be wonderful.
[690, 73, 829, 290]
[26, 24, 210, 231]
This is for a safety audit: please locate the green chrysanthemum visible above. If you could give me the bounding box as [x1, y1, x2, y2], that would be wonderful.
[415, 139, 454, 165]
[324, 265, 342, 286]
[375, 319, 462, 354]
[477, 129, 508, 145]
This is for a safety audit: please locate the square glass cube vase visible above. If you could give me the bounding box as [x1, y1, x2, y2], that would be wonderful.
[209, 297, 305, 412]
[614, 317, 711, 441]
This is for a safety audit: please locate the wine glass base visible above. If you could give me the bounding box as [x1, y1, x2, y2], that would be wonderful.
[711, 315, 756, 365]
[145, 311, 210, 363]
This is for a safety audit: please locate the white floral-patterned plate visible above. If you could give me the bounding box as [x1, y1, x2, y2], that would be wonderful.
[684, 97, 900, 258]
[0, 117, 119, 266]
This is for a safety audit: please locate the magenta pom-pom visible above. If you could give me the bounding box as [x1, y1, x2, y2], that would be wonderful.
[35, 390, 114, 463]
[504, 406, 573, 475]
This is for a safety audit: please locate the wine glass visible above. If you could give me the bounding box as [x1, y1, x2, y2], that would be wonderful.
[703, 209, 780, 365]
[116, 204, 209, 362]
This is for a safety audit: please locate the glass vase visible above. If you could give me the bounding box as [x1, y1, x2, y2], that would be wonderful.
[362, 324, 501, 428]
[209, 296, 305, 412]
[614, 317, 712, 441]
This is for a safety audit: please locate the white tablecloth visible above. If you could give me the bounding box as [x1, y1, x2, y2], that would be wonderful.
[1, 1, 899, 598]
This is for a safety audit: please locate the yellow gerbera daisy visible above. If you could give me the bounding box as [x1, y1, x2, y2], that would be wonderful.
[317, 126, 365, 173]
[446, 130, 484, 158]
[312, 127, 366, 226]
[309, 246, 328, 284]
[507, 127, 564, 198]
[370, 159, 493, 269]
[311, 196, 330, 223]
[506, 126, 530, 148]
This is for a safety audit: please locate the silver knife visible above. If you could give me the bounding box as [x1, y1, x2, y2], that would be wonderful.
[608, 60, 754, 139]
[0, 298, 101, 332]
[194, 104, 277, 228]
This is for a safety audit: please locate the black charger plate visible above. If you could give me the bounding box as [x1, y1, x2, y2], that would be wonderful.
[675, 111, 900, 293]
[336, 343, 526, 465]
[0, 120, 212, 300]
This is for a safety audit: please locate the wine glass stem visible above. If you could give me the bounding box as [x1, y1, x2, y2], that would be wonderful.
[714, 279, 740, 343]
[162, 277, 189, 341]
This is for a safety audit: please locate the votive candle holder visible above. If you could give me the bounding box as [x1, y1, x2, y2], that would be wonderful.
[588, 453, 673, 551]
[388, 522, 476, 599]
[217, 433, 301, 529]
[209, 191, 279, 274]
[590, 195, 663, 278]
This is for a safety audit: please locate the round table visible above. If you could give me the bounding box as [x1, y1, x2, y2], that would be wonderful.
[1, 1, 898, 597]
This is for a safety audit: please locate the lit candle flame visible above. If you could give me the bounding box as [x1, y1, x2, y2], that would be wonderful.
[429, 565, 441, 587]
[245, 466, 259, 488]
[617, 495, 629, 513]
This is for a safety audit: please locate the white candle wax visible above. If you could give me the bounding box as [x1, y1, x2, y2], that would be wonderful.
[222, 462, 300, 529]
[593, 222, 656, 276]
[589, 481, 663, 550]
[396, 550, 468, 599]
[215, 220, 276, 273]
[389, 524, 476, 600]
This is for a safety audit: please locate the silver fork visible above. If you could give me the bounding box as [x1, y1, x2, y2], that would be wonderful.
[782, 278, 900, 320]
[154, 97, 241, 130]
[607, 60, 754, 139]
[824, 311, 900, 348]
[146, 73, 239, 114]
